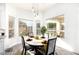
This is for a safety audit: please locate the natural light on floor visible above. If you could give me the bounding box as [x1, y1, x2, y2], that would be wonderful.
[56, 38, 74, 52]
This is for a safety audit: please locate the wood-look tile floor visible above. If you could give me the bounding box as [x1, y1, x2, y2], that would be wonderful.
[4, 44, 78, 55]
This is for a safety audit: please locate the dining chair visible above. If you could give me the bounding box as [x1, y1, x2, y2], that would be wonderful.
[37, 38, 57, 55]
[21, 36, 32, 55]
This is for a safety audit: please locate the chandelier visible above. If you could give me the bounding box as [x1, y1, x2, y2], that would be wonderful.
[32, 4, 39, 17]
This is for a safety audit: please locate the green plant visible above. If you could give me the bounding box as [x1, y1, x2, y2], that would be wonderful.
[35, 36, 39, 40]
[20, 31, 28, 36]
[41, 26, 47, 37]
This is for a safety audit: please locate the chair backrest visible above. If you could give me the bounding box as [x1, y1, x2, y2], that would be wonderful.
[46, 38, 57, 55]
[21, 36, 26, 48]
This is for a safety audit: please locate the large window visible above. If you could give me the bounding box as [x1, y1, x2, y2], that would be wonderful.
[36, 20, 41, 35]
[19, 19, 33, 36]
[46, 21, 57, 37]
[9, 16, 15, 38]
[19, 20, 27, 36]
[47, 23, 56, 30]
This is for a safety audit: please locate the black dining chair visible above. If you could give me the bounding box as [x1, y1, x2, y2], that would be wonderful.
[21, 36, 32, 55]
[37, 38, 57, 55]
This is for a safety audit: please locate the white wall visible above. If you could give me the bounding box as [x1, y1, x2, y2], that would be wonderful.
[0, 3, 6, 54]
[44, 3, 79, 53]
[0, 3, 8, 51]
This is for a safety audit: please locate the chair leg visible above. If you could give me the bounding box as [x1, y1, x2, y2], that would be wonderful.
[55, 52, 58, 55]
[21, 48, 24, 55]
[24, 48, 27, 55]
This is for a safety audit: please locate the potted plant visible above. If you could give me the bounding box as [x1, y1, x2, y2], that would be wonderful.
[35, 35, 39, 40]
[41, 26, 47, 38]
[20, 31, 29, 36]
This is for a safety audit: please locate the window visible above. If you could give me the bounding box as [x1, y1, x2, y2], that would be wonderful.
[9, 16, 15, 38]
[25, 20, 33, 35]
[19, 21, 27, 36]
[47, 22, 57, 37]
[36, 20, 41, 35]
[19, 19, 33, 36]
[47, 23, 56, 30]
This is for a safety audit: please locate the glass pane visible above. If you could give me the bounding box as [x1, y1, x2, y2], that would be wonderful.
[9, 16, 14, 38]
[19, 19, 33, 36]
[47, 23, 56, 30]
[36, 22, 41, 35]
[19, 21, 27, 36]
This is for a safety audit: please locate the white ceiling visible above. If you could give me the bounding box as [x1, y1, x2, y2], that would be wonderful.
[10, 3, 55, 12]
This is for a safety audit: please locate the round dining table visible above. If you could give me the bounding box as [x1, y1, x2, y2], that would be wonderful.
[25, 39, 44, 54]
[24, 36, 48, 54]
